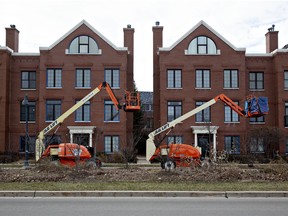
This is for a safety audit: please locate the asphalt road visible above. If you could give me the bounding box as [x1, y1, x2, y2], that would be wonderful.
[1, 197, 288, 216]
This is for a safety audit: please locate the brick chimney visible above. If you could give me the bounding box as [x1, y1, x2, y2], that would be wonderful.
[5, 24, 19, 52]
[265, 24, 278, 53]
[152, 21, 163, 129]
[123, 24, 135, 147]
[124, 24, 134, 91]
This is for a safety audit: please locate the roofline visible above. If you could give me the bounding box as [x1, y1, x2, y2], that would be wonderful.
[39, 20, 127, 51]
[0, 46, 13, 53]
[159, 20, 245, 52]
[245, 49, 288, 57]
[12, 52, 40, 56]
[245, 53, 273, 57]
[272, 48, 288, 54]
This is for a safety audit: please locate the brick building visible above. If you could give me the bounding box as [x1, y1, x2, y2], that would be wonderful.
[0, 20, 135, 155]
[152, 20, 288, 157]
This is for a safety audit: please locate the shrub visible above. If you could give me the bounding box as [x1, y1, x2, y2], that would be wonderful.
[0, 152, 19, 163]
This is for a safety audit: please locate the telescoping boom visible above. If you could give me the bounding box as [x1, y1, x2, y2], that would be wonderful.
[35, 81, 140, 162]
[146, 94, 269, 162]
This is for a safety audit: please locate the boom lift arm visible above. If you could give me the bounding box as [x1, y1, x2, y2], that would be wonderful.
[35, 81, 140, 161]
[146, 94, 268, 161]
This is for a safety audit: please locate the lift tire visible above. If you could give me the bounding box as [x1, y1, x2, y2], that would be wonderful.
[86, 159, 102, 168]
[50, 160, 60, 167]
[164, 160, 176, 171]
[86, 160, 97, 168]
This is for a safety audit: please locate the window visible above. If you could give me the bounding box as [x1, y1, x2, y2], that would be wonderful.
[285, 102, 288, 127]
[196, 101, 210, 122]
[224, 69, 238, 88]
[104, 100, 119, 122]
[188, 36, 217, 54]
[19, 136, 36, 153]
[167, 69, 182, 88]
[167, 101, 182, 122]
[75, 101, 90, 122]
[250, 116, 265, 124]
[104, 135, 119, 153]
[46, 100, 61, 121]
[249, 72, 264, 90]
[285, 71, 288, 89]
[76, 69, 90, 88]
[224, 136, 240, 154]
[47, 69, 62, 88]
[105, 69, 120, 88]
[21, 71, 36, 89]
[69, 35, 99, 54]
[224, 101, 240, 123]
[142, 104, 153, 112]
[196, 69, 210, 88]
[45, 135, 61, 145]
[250, 137, 264, 153]
[167, 136, 183, 144]
[20, 101, 36, 122]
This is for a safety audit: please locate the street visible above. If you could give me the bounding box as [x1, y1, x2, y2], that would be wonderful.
[0, 197, 287, 216]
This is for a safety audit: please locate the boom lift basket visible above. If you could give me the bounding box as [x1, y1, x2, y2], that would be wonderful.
[245, 95, 269, 118]
[124, 91, 141, 111]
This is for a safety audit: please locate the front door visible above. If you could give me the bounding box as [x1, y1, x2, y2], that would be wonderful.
[198, 135, 210, 159]
[73, 133, 89, 146]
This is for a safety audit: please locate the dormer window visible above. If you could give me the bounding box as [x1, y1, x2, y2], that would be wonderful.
[68, 35, 99, 54]
[187, 36, 217, 54]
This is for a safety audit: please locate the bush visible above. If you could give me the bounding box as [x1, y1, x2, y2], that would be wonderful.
[227, 154, 273, 164]
[228, 154, 252, 164]
[0, 152, 19, 163]
[97, 152, 125, 163]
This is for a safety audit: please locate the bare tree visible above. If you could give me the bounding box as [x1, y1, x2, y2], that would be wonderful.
[243, 126, 283, 160]
[119, 107, 146, 168]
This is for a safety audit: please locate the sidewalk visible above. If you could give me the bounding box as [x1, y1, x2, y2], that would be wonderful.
[1, 190, 288, 198]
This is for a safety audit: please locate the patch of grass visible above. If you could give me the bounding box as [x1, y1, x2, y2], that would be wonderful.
[1, 181, 288, 191]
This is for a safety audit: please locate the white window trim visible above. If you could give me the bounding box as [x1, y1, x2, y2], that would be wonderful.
[166, 87, 183, 90]
[65, 49, 102, 55]
[184, 49, 221, 55]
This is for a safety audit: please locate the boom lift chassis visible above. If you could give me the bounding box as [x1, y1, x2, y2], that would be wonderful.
[146, 94, 268, 170]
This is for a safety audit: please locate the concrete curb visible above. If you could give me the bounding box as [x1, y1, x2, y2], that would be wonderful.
[0, 191, 288, 198]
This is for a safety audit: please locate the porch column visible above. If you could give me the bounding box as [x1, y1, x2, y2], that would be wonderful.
[67, 126, 96, 146]
[70, 133, 73, 143]
[191, 126, 219, 161]
[89, 132, 93, 147]
[194, 133, 198, 147]
[213, 133, 217, 161]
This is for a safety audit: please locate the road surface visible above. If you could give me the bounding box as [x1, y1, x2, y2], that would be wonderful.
[1, 197, 287, 216]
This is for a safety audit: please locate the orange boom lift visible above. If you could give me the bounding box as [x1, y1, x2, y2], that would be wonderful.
[146, 94, 269, 170]
[36, 81, 140, 167]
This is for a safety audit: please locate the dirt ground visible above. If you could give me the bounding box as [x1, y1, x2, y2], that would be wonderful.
[1, 162, 288, 183]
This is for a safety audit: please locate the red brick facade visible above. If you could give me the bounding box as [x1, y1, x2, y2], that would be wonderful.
[0, 20, 135, 154]
[153, 21, 288, 156]
[1, 20, 288, 158]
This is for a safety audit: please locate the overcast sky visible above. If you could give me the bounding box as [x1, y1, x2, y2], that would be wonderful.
[1, 0, 288, 91]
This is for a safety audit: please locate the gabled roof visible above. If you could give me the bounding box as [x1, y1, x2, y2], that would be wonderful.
[40, 20, 127, 51]
[159, 20, 245, 52]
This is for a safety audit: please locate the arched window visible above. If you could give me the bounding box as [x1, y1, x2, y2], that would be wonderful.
[68, 35, 99, 54]
[188, 36, 217, 54]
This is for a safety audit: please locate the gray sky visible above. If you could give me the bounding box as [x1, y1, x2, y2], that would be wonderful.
[1, 0, 288, 91]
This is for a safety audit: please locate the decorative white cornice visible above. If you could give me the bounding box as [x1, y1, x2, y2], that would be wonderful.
[0, 46, 13, 53]
[191, 126, 219, 134]
[12, 52, 40, 56]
